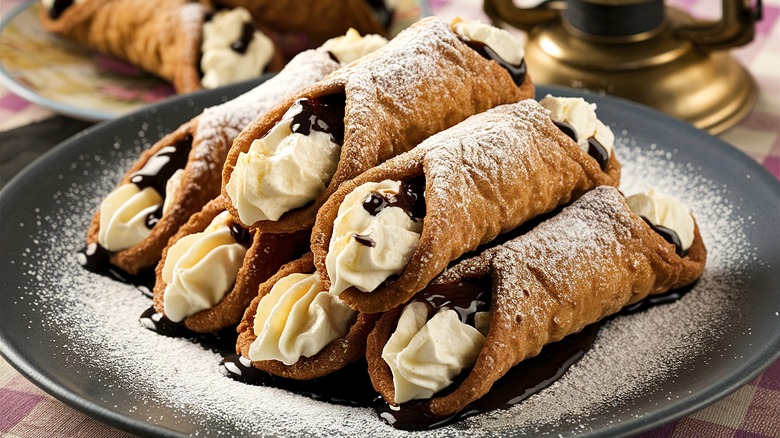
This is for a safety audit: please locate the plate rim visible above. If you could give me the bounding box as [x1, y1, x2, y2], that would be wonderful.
[1, 83, 779, 438]
[0, 0, 123, 122]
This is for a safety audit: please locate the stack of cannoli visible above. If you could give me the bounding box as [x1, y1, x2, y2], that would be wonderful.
[39, 0, 285, 93]
[82, 35, 349, 277]
[147, 30, 394, 333]
[218, 17, 533, 377]
[222, 17, 534, 234]
[367, 185, 706, 415]
[147, 16, 533, 336]
[233, 92, 621, 380]
[231, 94, 705, 425]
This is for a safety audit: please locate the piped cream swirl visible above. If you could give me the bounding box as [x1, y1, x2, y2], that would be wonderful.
[626, 188, 695, 252]
[162, 211, 248, 322]
[382, 302, 486, 404]
[450, 18, 525, 66]
[321, 28, 388, 64]
[539, 95, 615, 158]
[200, 7, 274, 89]
[248, 272, 357, 365]
[98, 184, 162, 251]
[326, 180, 423, 295]
[225, 100, 342, 224]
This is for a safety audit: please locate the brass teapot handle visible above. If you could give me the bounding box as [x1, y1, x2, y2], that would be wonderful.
[675, 0, 762, 51]
[483, 0, 565, 32]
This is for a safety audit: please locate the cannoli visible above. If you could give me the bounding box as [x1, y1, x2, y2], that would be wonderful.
[152, 196, 309, 333]
[311, 98, 621, 314]
[366, 186, 707, 416]
[212, 0, 389, 45]
[82, 47, 341, 275]
[234, 253, 379, 379]
[39, 0, 285, 93]
[222, 17, 534, 233]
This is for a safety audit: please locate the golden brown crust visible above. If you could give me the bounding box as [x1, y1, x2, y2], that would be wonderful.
[367, 186, 707, 416]
[311, 100, 621, 314]
[152, 196, 310, 333]
[222, 17, 535, 233]
[212, 0, 388, 44]
[86, 118, 202, 274]
[39, 0, 286, 93]
[40, 0, 208, 93]
[235, 253, 380, 380]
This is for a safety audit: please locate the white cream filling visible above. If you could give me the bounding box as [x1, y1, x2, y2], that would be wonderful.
[539, 95, 615, 157]
[162, 211, 248, 322]
[225, 100, 342, 224]
[200, 7, 274, 89]
[450, 17, 525, 66]
[382, 302, 486, 404]
[248, 272, 357, 365]
[98, 184, 162, 251]
[326, 180, 423, 295]
[321, 28, 388, 65]
[626, 188, 695, 252]
[161, 168, 184, 216]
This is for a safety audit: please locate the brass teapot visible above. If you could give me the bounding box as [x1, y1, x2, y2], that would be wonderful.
[485, 0, 762, 133]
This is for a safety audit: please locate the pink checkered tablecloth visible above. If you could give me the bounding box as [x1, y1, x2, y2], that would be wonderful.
[1, 0, 778, 437]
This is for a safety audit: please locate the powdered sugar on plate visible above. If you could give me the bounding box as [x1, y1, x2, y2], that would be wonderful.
[3, 113, 761, 437]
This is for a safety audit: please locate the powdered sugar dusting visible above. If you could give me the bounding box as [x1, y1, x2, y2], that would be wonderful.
[4, 121, 757, 436]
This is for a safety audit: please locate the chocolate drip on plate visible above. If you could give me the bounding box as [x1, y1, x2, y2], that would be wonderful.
[139, 306, 238, 354]
[362, 176, 426, 221]
[215, 273, 692, 430]
[290, 95, 346, 145]
[49, 0, 74, 19]
[221, 355, 377, 407]
[376, 324, 601, 430]
[230, 22, 256, 55]
[462, 40, 527, 86]
[77, 243, 155, 297]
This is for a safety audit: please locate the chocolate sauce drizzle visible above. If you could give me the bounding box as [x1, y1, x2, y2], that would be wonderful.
[214, 275, 694, 431]
[640, 217, 689, 257]
[76, 135, 192, 287]
[231, 22, 256, 55]
[77, 243, 155, 297]
[49, 0, 74, 19]
[362, 177, 426, 221]
[462, 41, 527, 86]
[353, 233, 376, 247]
[553, 121, 610, 171]
[414, 280, 491, 326]
[290, 95, 346, 145]
[228, 219, 253, 248]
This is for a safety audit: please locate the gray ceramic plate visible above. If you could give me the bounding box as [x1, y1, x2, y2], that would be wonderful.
[1, 83, 779, 437]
